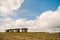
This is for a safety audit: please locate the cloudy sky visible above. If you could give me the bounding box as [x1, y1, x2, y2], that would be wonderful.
[0, 0, 60, 32]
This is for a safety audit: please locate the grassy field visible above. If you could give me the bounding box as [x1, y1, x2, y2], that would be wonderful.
[0, 32, 60, 40]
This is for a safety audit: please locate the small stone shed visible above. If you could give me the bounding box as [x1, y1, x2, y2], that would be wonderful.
[14, 29, 20, 32]
[21, 28, 28, 32]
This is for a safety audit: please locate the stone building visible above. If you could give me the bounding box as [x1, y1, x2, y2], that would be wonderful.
[9, 29, 14, 32]
[5, 29, 9, 32]
[5, 28, 28, 33]
[21, 28, 28, 32]
[14, 29, 20, 32]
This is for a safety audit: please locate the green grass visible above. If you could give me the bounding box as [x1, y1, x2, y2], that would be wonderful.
[0, 32, 60, 40]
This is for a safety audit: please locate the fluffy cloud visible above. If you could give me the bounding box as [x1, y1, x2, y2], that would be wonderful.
[23, 6, 60, 32]
[0, 5, 60, 33]
[33, 6, 60, 32]
[0, 0, 24, 16]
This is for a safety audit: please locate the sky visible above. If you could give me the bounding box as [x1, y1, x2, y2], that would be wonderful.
[0, 0, 60, 33]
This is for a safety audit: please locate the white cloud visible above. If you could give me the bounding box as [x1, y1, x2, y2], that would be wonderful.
[27, 6, 60, 32]
[0, 6, 60, 33]
[0, 0, 24, 16]
[34, 5, 60, 32]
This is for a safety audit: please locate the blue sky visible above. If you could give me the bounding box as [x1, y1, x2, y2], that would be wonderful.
[16, 0, 60, 20]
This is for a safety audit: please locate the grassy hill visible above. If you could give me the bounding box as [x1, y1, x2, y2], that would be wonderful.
[0, 32, 60, 40]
